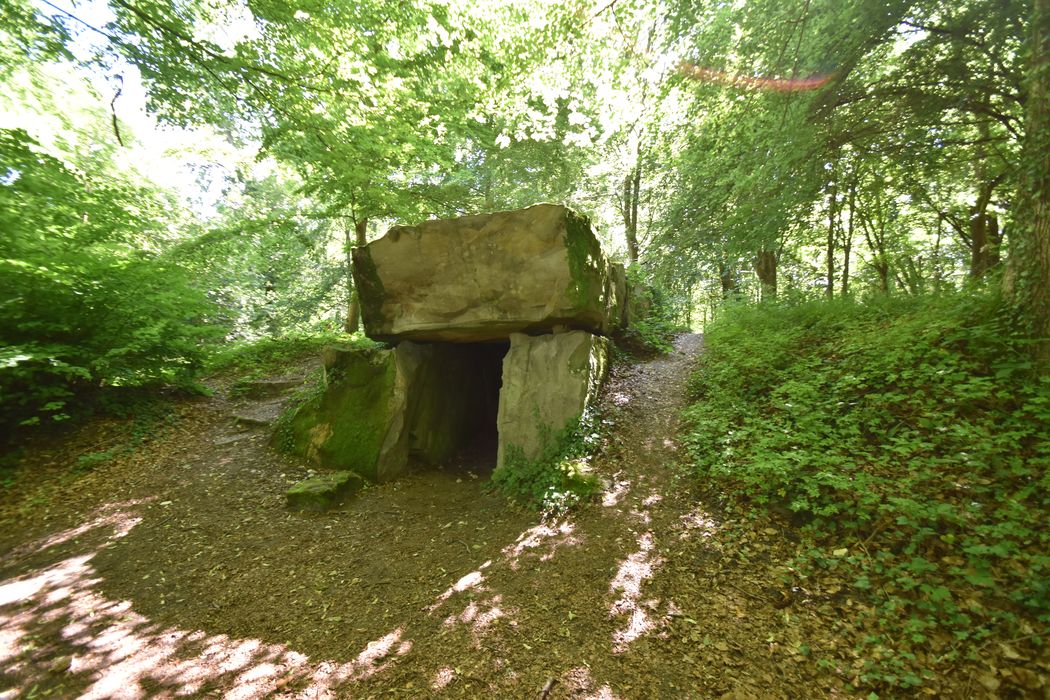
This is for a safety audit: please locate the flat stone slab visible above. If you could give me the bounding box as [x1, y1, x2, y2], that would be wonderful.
[286, 471, 364, 511]
[352, 204, 622, 342]
[231, 400, 284, 427]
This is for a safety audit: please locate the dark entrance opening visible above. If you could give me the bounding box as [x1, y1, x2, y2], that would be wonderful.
[407, 340, 508, 474]
[451, 341, 507, 473]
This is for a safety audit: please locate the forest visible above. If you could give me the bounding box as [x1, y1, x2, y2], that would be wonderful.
[1, 0, 1048, 697]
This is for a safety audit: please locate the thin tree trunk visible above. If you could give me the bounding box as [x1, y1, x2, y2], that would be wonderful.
[842, 180, 855, 296]
[622, 162, 642, 264]
[932, 215, 944, 291]
[826, 177, 838, 298]
[719, 262, 737, 299]
[344, 217, 368, 334]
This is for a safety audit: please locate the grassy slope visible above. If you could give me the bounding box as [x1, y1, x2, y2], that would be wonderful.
[684, 293, 1049, 689]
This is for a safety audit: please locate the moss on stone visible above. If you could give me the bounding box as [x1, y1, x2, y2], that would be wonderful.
[563, 210, 607, 324]
[286, 348, 397, 482]
[286, 470, 364, 511]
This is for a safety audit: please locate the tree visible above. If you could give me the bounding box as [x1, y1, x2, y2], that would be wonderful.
[1006, 0, 1050, 365]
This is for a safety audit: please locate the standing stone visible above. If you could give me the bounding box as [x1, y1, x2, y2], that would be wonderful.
[283, 345, 414, 483]
[352, 204, 621, 342]
[496, 331, 609, 468]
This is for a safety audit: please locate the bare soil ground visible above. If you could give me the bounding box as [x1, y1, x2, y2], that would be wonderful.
[0, 335, 1022, 698]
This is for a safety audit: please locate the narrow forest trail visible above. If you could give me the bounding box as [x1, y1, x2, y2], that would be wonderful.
[0, 335, 858, 699]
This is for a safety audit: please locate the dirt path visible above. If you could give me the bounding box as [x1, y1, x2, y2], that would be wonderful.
[0, 335, 856, 699]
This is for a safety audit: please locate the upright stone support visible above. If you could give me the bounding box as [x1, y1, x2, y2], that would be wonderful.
[496, 331, 609, 468]
[284, 345, 414, 483]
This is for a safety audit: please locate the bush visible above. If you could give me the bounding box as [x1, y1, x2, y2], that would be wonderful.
[684, 292, 1050, 688]
[0, 129, 221, 441]
[207, 332, 379, 377]
[491, 410, 603, 512]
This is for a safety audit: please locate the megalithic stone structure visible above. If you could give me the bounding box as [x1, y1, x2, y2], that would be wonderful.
[282, 204, 637, 485]
[351, 204, 625, 342]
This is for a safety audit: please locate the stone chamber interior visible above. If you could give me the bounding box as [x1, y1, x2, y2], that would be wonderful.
[408, 340, 508, 473]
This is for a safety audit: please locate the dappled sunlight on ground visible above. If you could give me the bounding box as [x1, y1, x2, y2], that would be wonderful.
[431, 665, 455, 689]
[501, 518, 580, 568]
[601, 473, 631, 507]
[679, 505, 721, 541]
[562, 666, 623, 699]
[0, 334, 734, 697]
[428, 564, 490, 611]
[608, 530, 664, 653]
[0, 503, 415, 699]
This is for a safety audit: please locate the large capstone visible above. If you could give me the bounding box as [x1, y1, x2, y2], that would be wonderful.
[352, 204, 623, 343]
[496, 330, 609, 468]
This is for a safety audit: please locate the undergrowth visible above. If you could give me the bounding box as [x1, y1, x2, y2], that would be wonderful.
[491, 410, 603, 513]
[615, 267, 683, 357]
[684, 292, 1049, 691]
[207, 332, 378, 376]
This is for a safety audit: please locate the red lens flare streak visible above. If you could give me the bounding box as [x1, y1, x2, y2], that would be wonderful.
[678, 61, 833, 92]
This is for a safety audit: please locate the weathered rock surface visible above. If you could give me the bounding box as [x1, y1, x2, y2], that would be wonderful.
[237, 377, 303, 400]
[352, 204, 623, 342]
[496, 330, 609, 468]
[286, 471, 364, 511]
[231, 400, 284, 428]
[283, 346, 407, 482]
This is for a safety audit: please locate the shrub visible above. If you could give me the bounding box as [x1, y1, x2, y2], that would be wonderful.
[207, 332, 379, 377]
[617, 266, 683, 356]
[0, 129, 221, 441]
[491, 410, 603, 512]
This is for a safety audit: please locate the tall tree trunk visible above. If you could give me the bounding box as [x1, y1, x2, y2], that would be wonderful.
[932, 215, 944, 291]
[755, 250, 778, 301]
[842, 180, 855, 296]
[719, 262, 737, 299]
[622, 163, 642, 264]
[988, 215, 1002, 270]
[970, 181, 1000, 279]
[344, 217, 368, 334]
[969, 116, 1004, 279]
[1006, 0, 1050, 365]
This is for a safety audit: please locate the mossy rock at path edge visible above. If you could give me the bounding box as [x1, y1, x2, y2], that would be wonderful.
[286, 471, 364, 511]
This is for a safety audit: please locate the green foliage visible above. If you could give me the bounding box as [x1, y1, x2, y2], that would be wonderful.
[684, 292, 1050, 688]
[0, 129, 220, 440]
[491, 411, 603, 512]
[271, 369, 327, 454]
[207, 332, 377, 376]
[617, 267, 683, 356]
[178, 170, 348, 338]
[73, 448, 119, 474]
